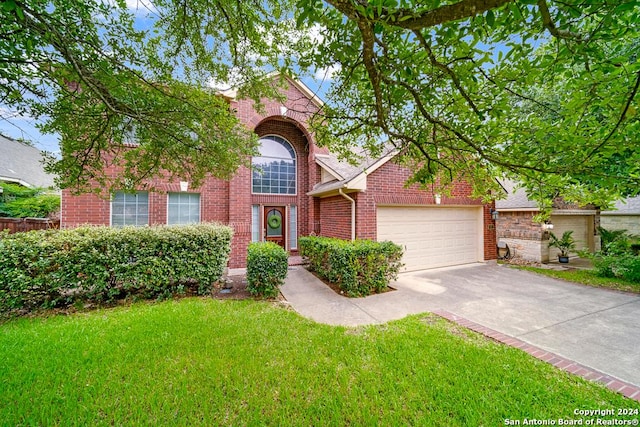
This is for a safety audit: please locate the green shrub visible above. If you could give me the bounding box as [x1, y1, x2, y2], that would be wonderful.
[0, 223, 233, 316]
[593, 254, 640, 283]
[596, 226, 640, 256]
[246, 242, 288, 298]
[0, 182, 59, 218]
[590, 227, 640, 283]
[299, 236, 403, 297]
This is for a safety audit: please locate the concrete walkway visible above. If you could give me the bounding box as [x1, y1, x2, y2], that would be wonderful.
[281, 263, 640, 393]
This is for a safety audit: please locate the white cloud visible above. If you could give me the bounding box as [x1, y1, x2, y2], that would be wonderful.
[104, 0, 156, 15]
[206, 67, 244, 91]
[314, 63, 341, 81]
[306, 24, 326, 45]
[0, 107, 33, 121]
[125, 0, 155, 11]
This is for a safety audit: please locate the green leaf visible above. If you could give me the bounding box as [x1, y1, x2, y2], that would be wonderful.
[485, 9, 495, 28]
[614, 2, 639, 13]
[2, 0, 16, 11]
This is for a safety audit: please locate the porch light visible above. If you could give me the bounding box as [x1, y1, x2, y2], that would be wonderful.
[542, 221, 554, 230]
[180, 181, 189, 192]
[435, 194, 441, 205]
[491, 209, 499, 221]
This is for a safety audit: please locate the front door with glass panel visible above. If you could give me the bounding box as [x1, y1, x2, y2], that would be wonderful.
[264, 207, 286, 249]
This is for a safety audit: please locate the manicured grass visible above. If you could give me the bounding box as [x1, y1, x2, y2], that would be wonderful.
[515, 266, 640, 294]
[1, 299, 637, 425]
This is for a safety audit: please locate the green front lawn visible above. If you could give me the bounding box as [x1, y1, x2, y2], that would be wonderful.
[1, 299, 637, 425]
[515, 266, 640, 294]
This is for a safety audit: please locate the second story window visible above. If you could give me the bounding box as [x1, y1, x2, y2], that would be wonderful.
[252, 135, 296, 195]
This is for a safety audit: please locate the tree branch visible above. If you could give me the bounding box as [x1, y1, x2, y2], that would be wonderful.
[413, 30, 481, 116]
[537, 0, 584, 41]
[356, 20, 386, 127]
[584, 70, 640, 161]
[327, 0, 514, 30]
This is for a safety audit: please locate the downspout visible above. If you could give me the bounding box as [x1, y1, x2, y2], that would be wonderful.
[338, 188, 356, 241]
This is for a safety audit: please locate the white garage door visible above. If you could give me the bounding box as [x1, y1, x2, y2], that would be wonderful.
[377, 206, 482, 272]
[549, 215, 592, 258]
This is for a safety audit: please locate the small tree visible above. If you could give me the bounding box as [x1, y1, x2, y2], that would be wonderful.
[548, 231, 576, 258]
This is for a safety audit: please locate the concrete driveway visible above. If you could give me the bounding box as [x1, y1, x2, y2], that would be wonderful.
[281, 263, 640, 387]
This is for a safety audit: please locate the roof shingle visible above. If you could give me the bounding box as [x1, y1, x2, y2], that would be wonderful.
[0, 134, 57, 188]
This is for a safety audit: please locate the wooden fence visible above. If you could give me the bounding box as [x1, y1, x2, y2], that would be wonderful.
[0, 218, 60, 234]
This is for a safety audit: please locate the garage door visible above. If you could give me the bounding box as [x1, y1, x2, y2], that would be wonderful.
[549, 215, 593, 258]
[377, 206, 482, 271]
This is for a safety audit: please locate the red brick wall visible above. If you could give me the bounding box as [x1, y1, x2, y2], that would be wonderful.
[62, 77, 323, 269]
[483, 202, 498, 260]
[60, 76, 498, 268]
[226, 118, 315, 268]
[318, 196, 352, 240]
[354, 160, 497, 260]
[254, 119, 311, 238]
[223, 79, 321, 267]
[61, 173, 230, 228]
[61, 190, 111, 226]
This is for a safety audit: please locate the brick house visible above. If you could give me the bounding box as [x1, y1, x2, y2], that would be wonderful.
[495, 180, 600, 262]
[61, 76, 497, 270]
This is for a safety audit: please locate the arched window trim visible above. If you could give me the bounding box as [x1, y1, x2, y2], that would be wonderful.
[251, 135, 297, 195]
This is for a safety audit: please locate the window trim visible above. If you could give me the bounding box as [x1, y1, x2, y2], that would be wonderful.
[251, 134, 298, 196]
[166, 192, 201, 225]
[251, 204, 262, 243]
[289, 204, 298, 250]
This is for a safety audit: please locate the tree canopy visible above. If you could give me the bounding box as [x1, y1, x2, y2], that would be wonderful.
[301, 0, 640, 210]
[2, 0, 639, 211]
[1, 0, 296, 192]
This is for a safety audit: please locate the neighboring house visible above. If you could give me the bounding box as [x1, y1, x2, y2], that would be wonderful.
[61, 76, 497, 269]
[601, 196, 640, 236]
[495, 180, 600, 262]
[0, 134, 56, 188]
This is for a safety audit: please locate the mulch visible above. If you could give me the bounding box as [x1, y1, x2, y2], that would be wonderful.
[211, 275, 252, 300]
[307, 269, 396, 297]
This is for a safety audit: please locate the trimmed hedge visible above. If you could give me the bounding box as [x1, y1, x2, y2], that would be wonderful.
[299, 236, 403, 297]
[0, 223, 233, 315]
[246, 242, 288, 298]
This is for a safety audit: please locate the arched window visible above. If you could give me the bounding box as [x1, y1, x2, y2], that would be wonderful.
[251, 135, 296, 194]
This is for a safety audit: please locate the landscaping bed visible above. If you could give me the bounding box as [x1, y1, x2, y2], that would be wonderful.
[307, 267, 396, 296]
[300, 236, 403, 297]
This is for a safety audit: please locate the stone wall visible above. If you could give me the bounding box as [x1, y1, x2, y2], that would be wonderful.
[498, 237, 549, 263]
[601, 215, 640, 236]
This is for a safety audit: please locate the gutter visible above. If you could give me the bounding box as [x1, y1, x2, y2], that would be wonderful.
[338, 188, 356, 241]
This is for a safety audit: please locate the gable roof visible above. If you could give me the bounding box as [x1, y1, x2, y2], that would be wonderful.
[218, 73, 323, 108]
[602, 196, 640, 215]
[0, 134, 57, 188]
[494, 179, 539, 210]
[309, 145, 398, 197]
